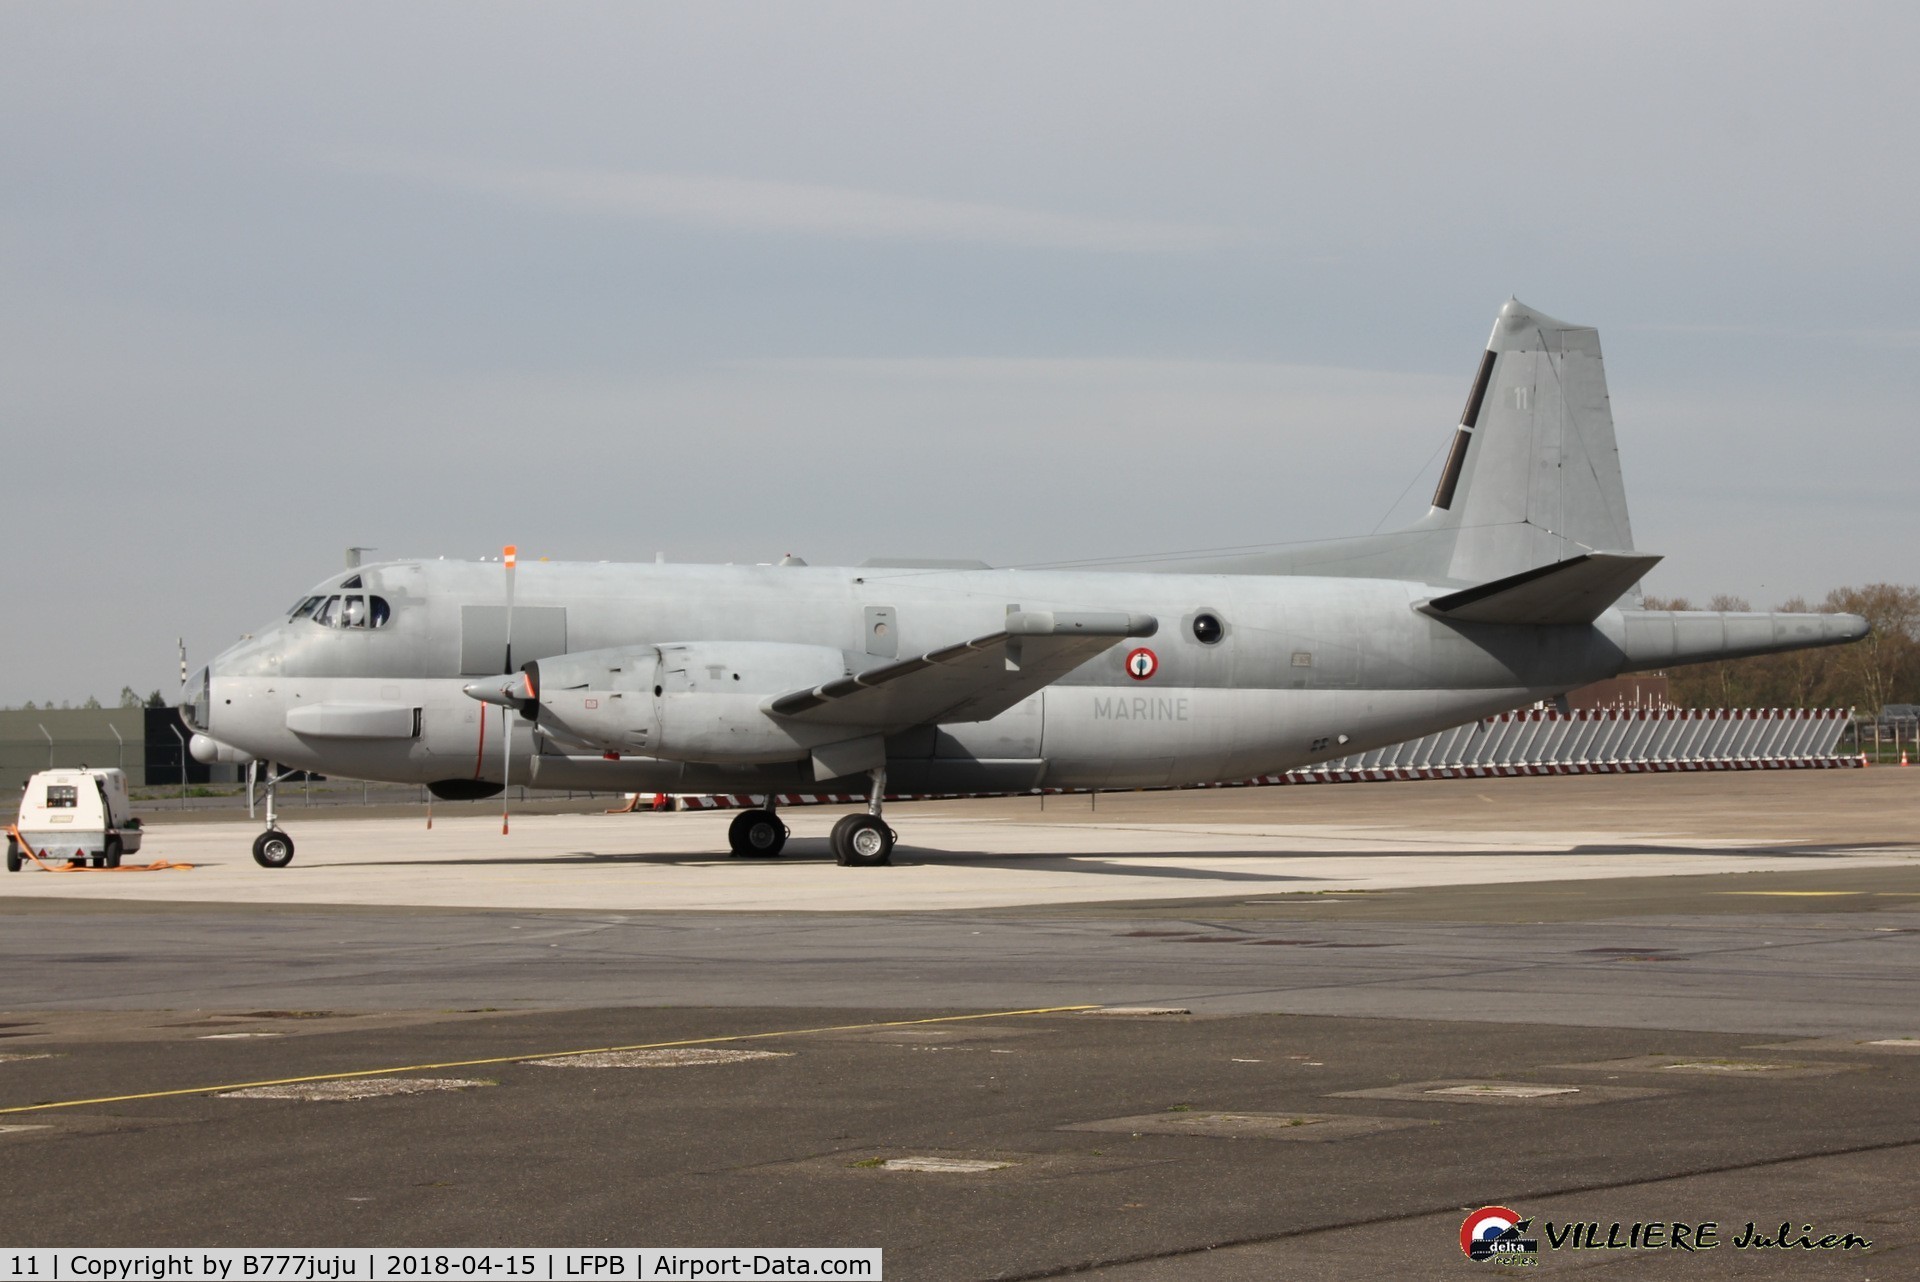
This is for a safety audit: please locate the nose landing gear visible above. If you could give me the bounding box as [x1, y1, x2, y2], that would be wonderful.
[248, 761, 299, 868]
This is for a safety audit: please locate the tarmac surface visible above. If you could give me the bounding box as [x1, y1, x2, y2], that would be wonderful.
[3, 770, 1918, 1279]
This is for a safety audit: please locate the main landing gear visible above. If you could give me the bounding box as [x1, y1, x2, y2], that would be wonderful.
[725, 772, 895, 865]
[828, 768, 895, 868]
[727, 802, 789, 858]
[248, 761, 299, 869]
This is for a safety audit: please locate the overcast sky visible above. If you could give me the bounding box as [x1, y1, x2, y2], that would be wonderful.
[3, 2, 1916, 706]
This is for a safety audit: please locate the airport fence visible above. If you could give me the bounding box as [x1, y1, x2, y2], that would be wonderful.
[674, 706, 1861, 810]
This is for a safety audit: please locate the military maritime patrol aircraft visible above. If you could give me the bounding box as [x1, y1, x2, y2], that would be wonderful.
[184, 300, 1867, 869]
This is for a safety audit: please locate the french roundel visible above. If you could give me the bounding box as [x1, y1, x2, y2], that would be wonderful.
[1124, 647, 1158, 681]
[1459, 1206, 1520, 1257]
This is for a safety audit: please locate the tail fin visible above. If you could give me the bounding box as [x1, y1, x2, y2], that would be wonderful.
[1422, 299, 1636, 584]
[1147, 299, 1642, 589]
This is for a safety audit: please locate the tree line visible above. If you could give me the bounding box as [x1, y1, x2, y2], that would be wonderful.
[1642, 584, 1920, 713]
[8, 688, 168, 712]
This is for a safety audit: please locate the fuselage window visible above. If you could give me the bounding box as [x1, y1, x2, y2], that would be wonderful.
[313, 595, 341, 627]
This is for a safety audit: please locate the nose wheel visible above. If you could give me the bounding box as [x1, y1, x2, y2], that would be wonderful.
[252, 829, 295, 868]
[248, 762, 300, 868]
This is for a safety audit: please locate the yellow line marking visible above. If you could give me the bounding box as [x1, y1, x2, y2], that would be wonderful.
[0, 1005, 1098, 1116]
[1718, 891, 1865, 897]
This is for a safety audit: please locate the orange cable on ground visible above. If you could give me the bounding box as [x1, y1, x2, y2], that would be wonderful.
[6, 824, 194, 873]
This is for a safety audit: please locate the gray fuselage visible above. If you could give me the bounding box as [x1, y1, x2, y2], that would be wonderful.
[193, 557, 1688, 797]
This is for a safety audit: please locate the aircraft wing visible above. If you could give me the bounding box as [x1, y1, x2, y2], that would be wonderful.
[766, 610, 1158, 731]
[1420, 552, 1664, 626]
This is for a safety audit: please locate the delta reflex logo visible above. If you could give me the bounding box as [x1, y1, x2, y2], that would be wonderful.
[1461, 1206, 1538, 1263]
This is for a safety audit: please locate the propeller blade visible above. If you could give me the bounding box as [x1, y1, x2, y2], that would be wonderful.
[500, 703, 512, 836]
[501, 544, 517, 835]
[502, 544, 518, 673]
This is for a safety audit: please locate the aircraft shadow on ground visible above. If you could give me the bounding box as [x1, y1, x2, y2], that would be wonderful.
[1566, 842, 1894, 858]
[315, 838, 1904, 874]
[323, 844, 1312, 877]
[308, 843, 1620, 880]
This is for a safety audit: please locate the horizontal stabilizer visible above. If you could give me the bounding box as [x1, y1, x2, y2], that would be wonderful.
[1421, 552, 1662, 626]
[767, 610, 1157, 730]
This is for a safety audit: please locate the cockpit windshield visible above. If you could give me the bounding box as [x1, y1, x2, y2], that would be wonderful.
[182, 665, 211, 732]
[295, 593, 391, 630]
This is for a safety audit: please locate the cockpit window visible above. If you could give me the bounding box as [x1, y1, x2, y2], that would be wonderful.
[340, 574, 363, 589]
[184, 665, 211, 732]
[305, 593, 391, 629]
[289, 596, 323, 621]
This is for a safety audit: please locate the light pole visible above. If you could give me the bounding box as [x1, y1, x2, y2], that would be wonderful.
[37, 724, 52, 770]
[109, 723, 124, 772]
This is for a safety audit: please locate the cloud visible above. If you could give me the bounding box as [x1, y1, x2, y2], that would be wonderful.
[357, 156, 1231, 254]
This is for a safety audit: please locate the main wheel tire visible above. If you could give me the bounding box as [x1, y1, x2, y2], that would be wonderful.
[5, 839, 20, 873]
[102, 837, 123, 869]
[828, 814, 861, 866]
[252, 830, 296, 869]
[834, 815, 895, 868]
[727, 809, 788, 858]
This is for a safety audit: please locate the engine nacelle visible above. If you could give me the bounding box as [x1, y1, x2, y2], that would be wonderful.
[524, 641, 853, 764]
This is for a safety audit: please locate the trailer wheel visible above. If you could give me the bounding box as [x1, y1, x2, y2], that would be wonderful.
[102, 837, 123, 869]
[4, 839, 19, 873]
[252, 830, 295, 869]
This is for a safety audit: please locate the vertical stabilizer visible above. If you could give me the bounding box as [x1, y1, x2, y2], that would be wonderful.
[1429, 299, 1636, 583]
[1137, 299, 1642, 588]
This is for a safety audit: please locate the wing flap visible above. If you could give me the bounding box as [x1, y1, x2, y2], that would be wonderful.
[1421, 552, 1663, 626]
[768, 611, 1157, 730]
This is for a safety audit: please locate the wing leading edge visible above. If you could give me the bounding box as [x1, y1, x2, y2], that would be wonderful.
[767, 610, 1157, 733]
